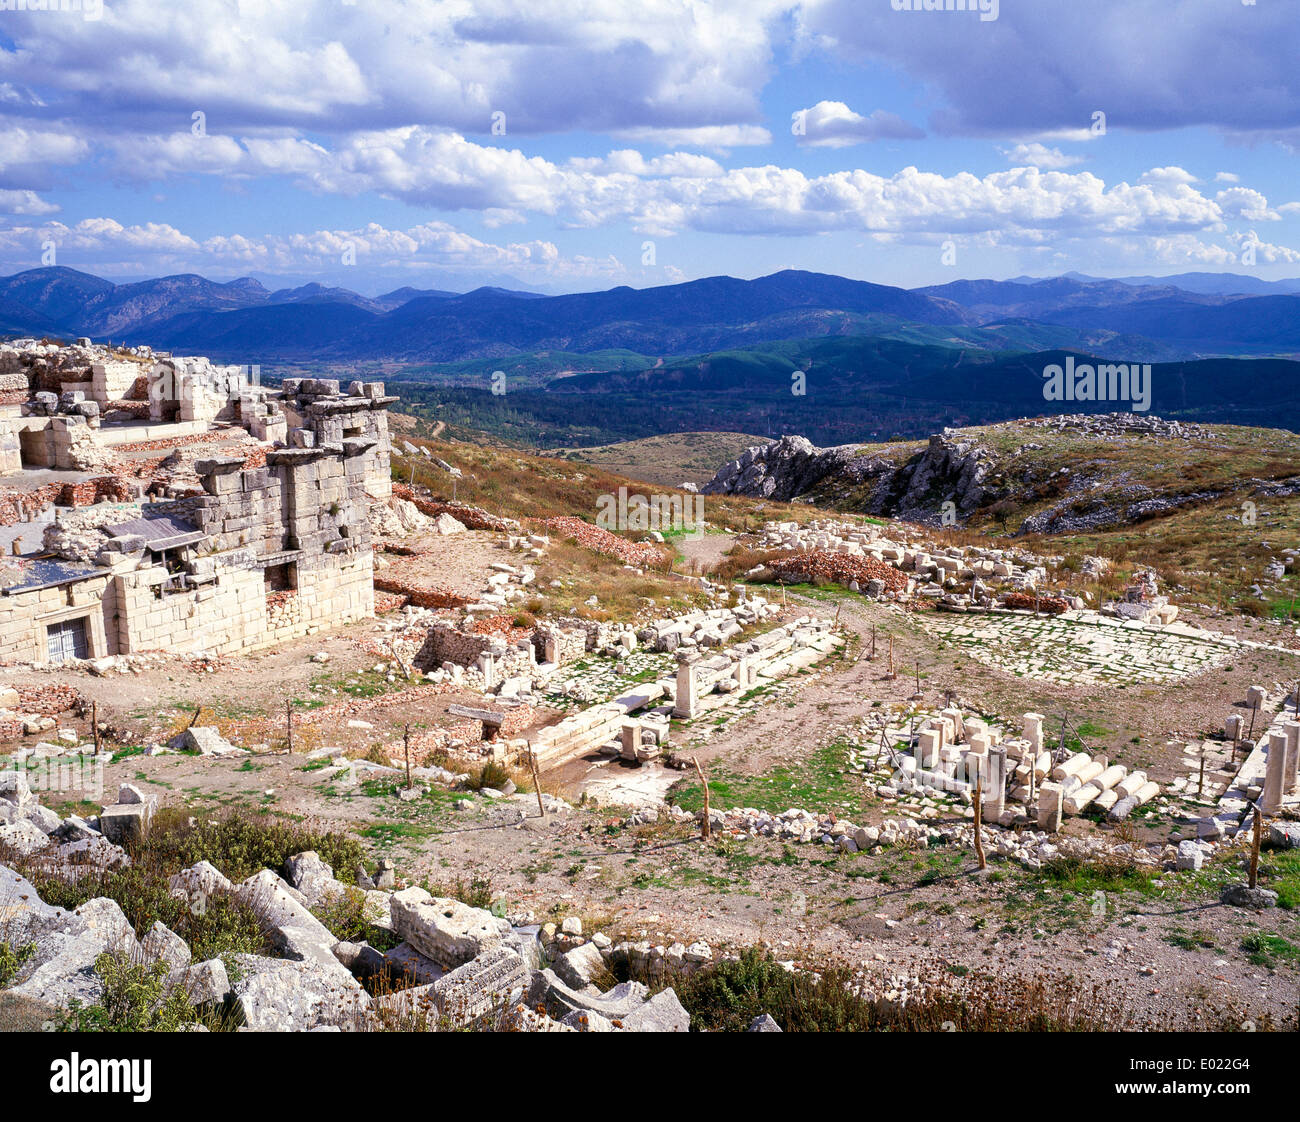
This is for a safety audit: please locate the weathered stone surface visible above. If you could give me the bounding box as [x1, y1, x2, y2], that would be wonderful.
[98, 802, 151, 845]
[561, 1008, 615, 1031]
[5, 896, 138, 1010]
[141, 921, 191, 973]
[167, 860, 234, 907]
[1268, 822, 1300, 849]
[620, 986, 691, 1032]
[284, 850, 347, 907]
[21, 803, 61, 835]
[431, 945, 528, 1026]
[0, 818, 51, 855]
[553, 941, 607, 989]
[1175, 839, 1206, 871]
[1220, 884, 1279, 909]
[0, 770, 33, 807]
[382, 942, 445, 985]
[229, 955, 368, 1031]
[527, 968, 651, 1021]
[236, 869, 338, 967]
[170, 727, 248, 757]
[389, 887, 511, 968]
[748, 1013, 782, 1032]
[175, 958, 231, 1006]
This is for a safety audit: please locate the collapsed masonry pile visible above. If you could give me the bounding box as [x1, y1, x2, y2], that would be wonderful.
[750, 518, 1063, 611]
[1200, 687, 1300, 842]
[1023, 413, 1217, 441]
[1109, 568, 1179, 625]
[0, 339, 153, 401]
[0, 683, 73, 742]
[543, 516, 667, 568]
[766, 550, 910, 595]
[0, 775, 696, 1031]
[390, 484, 517, 533]
[531, 610, 842, 768]
[1001, 591, 1069, 615]
[682, 801, 1216, 875]
[845, 708, 1163, 830]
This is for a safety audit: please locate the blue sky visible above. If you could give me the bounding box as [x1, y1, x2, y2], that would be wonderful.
[0, 0, 1297, 294]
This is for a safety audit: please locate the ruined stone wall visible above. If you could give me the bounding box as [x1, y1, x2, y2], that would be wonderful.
[414, 623, 501, 669]
[279, 379, 393, 502]
[533, 625, 587, 665]
[112, 545, 374, 657]
[0, 572, 117, 664]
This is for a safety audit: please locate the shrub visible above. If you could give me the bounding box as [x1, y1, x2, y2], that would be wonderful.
[57, 952, 196, 1032]
[0, 940, 36, 988]
[139, 807, 364, 883]
[24, 865, 267, 962]
[312, 887, 401, 950]
[423, 874, 495, 911]
[465, 762, 511, 792]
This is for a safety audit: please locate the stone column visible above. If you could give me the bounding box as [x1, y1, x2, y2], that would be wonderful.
[1037, 782, 1064, 832]
[1261, 729, 1287, 812]
[1283, 720, 1300, 795]
[1225, 714, 1244, 741]
[985, 747, 1007, 821]
[477, 652, 498, 691]
[1023, 712, 1045, 754]
[916, 729, 941, 771]
[673, 655, 698, 719]
[620, 720, 642, 761]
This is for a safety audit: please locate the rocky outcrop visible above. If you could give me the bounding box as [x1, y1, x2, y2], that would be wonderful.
[703, 435, 861, 502]
[704, 430, 993, 527]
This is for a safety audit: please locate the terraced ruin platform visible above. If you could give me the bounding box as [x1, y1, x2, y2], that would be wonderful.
[916, 611, 1234, 686]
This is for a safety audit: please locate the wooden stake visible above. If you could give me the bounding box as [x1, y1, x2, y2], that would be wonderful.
[870, 625, 877, 659]
[528, 748, 547, 822]
[692, 756, 711, 840]
[285, 699, 293, 754]
[1249, 806, 1262, 890]
[973, 777, 987, 871]
[1198, 743, 1206, 798]
[403, 724, 412, 789]
[91, 700, 101, 757]
[887, 635, 894, 679]
[187, 704, 203, 729]
[915, 659, 921, 695]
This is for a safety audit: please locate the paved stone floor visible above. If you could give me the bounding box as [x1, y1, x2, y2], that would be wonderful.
[916, 611, 1234, 686]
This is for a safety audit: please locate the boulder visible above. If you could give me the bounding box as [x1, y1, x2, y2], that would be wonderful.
[527, 968, 651, 1022]
[620, 986, 691, 1032]
[141, 921, 191, 974]
[389, 888, 511, 968]
[284, 851, 348, 907]
[236, 869, 339, 968]
[6, 897, 139, 1011]
[170, 726, 247, 757]
[168, 860, 234, 908]
[175, 958, 231, 1006]
[0, 818, 50, 856]
[553, 941, 607, 989]
[229, 955, 367, 1031]
[1220, 884, 1279, 909]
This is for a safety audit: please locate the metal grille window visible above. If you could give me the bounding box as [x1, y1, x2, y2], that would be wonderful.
[46, 617, 89, 663]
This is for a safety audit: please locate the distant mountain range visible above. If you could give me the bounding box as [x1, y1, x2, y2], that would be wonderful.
[3, 265, 1300, 363]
